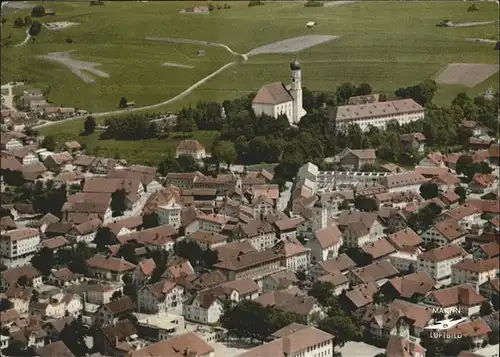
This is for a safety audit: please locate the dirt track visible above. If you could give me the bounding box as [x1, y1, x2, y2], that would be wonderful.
[435, 63, 499, 87]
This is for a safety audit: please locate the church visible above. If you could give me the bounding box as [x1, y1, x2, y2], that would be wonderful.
[251, 59, 307, 126]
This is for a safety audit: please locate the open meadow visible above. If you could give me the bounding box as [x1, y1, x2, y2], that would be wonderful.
[1, 0, 498, 114]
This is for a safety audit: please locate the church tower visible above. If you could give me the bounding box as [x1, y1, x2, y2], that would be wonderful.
[289, 58, 307, 125]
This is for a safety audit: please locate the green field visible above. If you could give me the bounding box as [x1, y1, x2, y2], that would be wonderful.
[2, 0, 498, 115]
[45, 127, 219, 165]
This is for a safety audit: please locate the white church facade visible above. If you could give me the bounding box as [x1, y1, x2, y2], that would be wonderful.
[251, 59, 307, 125]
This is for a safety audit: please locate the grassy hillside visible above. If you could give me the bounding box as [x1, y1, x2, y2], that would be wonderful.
[2, 1, 498, 113]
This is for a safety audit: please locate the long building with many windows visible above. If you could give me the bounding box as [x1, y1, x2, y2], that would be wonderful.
[329, 98, 425, 133]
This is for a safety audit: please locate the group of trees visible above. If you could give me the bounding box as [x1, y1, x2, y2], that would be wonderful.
[308, 282, 362, 349]
[220, 300, 297, 342]
[173, 240, 219, 270]
[456, 154, 493, 182]
[157, 154, 199, 176]
[102, 114, 158, 141]
[13, 16, 32, 28]
[31, 5, 46, 17]
[30, 242, 95, 276]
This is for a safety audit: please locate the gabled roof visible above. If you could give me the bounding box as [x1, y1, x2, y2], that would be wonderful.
[252, 82, 294, 105]
[427, 284, 485, 307]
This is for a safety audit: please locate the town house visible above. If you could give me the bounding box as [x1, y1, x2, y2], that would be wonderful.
[305, 225, 342, 262]
[11, 146, 39, 165]
[240, 325, 334, 357]
[43, 152, 73, 172]
[183, 289, 225, 324]
[273, 217, 303, 241]
[348, 261, 400, 286]
[443, 204, 482, 232]
[4, 286, 33, 315]
[175, 140, 206, 160]
[468, 173, 497, 194]
[361, 239, 397, 262]
[0, 228, 40, 268]
[309, 253, 357, 279]
[46, 268, 84, 287]
[362, 299, 433, 340]
[451, 258, 499, 292]
[338, 211, 384, 248]
[164, 171, 205, 189]
[334, 148, 377, 170]
[317, 272, 350, 295]
[263, 270, 298, 292]
[234, 219, 276, 251]
[423, 284, 486, 317]
[66, 218, 102, 244]
[157, 197, 182, 229]
[132, 258, 156, 285]
[0, 265, 42, 292]
[213, 249, 283, 282]
[421, 218, 468, 247]
[93, 296, 135, 327]
[295, 201, 329, 239]
[186, 213, 229, 234]
[399, 132, 426, 153]
[1, 133, 23, 151]
[380, 271, 436, 303]
[383, 171, 428, 193]
[447, 319, 491, 349]
[250, 195, 275, 218]
[417, 244, 470, 285]
[30, 294, 83, 319]
[124, 332, 214, 357]
[138, 280, 184, 314]
[255, 288, 324, 325]
[418, 151, 446, 168]
[276, 241, 311, 271]
[87, 255, 136, 282]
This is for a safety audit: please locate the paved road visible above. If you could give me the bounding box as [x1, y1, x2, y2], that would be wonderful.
[33, 61, 237, 129]
[278, 181, 293, 212]
[14, 29, 31, 47]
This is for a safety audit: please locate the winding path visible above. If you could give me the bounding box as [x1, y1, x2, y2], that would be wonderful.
[34, 61, 236, 129]
[14, 29, 31, 47]
[145, 37, 249, 60]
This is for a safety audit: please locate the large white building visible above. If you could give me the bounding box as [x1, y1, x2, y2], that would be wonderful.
[417, 244, 470, 285]
[252, 59, 307, 126]
[0, 228, 40, 268]
[330, 98, 425, 133]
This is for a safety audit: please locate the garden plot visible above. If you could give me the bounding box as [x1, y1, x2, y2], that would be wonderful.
[161, 62, 194, 69]
[435, 63, 499, 87]
[247, 35, 340, 56]
[36, 51, 110, 84]
[44, 22, 80, 30]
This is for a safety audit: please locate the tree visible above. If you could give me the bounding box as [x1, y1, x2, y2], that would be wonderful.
[111, 290, 123, 301]
[456, 155, 474, 176]
[419, 182, 439, 199]
[94, 227, 113, 251]
[24, 16, 32, 26]
[479, 301, 492, 316]
[318, 313, 360, 348]
[213, 141, 237, 169]
[83, 116, 97, 134]
[0, 298, 13, 312]
[31, 5, 46, 17]
[17, 275, 29, 287]
[173, 240, 203, 267]
[30, 247, 55, 276]
[336, 82, 357, 104]
[13, 17, 24, 28]
[175, 115, 197, 136]
[142, 212, 159, 229]
[110, 189, 127, 217]
[28, 21, 42, 36]
[395, 79, 437, 106]
[354, 195, 379, 212]
[60, 317, 89, 356]
[119, 96, 128, 108]
[176, 154, 199, 172]
[355, 83, 372, 96]
[41, 135, 57, 151]
[308, 282, 335, 307]
[454, 186, 467, 204]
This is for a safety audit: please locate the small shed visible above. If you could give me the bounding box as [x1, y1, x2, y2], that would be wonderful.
[197, 50, 206, 56]
[306, 21, 317, 28]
